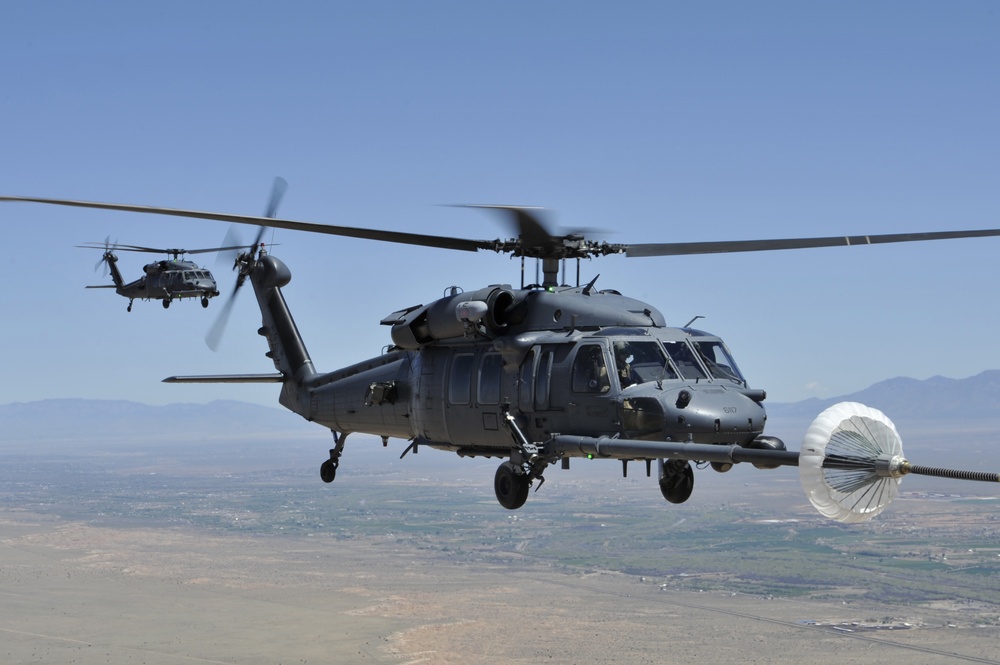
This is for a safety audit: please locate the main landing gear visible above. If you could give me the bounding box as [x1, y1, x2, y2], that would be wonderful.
[658, 459, 694, 504]
[320, 431, 346, 483]
[495, 407, 550, 510]
[162, 298, 171, 309]
[494, 461, 530, 510]
[201, 296, 210, 308]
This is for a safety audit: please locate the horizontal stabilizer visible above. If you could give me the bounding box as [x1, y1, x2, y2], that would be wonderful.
[86, 285, 118, 289]
[162, 373, 284, 383]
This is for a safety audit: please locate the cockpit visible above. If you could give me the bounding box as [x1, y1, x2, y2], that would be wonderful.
[584, 330, 747, 390]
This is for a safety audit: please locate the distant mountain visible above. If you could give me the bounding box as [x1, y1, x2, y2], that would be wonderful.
[765, 369, 1000, 422]
[5, 371, 1000, 448]
[0, 398, 320, 446]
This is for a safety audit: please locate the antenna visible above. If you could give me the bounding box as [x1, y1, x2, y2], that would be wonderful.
[683, 315, 704, 328]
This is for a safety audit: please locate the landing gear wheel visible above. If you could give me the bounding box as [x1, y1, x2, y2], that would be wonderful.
[320, 458, 338, 483]
[127, 303, 133, 312]
[162, 299, 171, 309]
[494, 462, 530, 510]
[201, 296, 209, 308]
[659, 460, 694, 504]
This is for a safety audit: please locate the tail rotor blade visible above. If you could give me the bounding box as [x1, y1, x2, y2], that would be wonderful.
[252, 176, 287, 251]
[205, 285, 239, 351]
[264, 176, 287, 219]
[216, 225, 245, 268]
[206, 177, 287, 351]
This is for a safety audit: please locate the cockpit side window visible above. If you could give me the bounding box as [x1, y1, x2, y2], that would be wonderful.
[572, 344, 610, 393]
[692, 340, 745, 383]
[662, 341, 707, 380]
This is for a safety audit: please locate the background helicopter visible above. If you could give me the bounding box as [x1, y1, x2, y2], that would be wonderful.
[78, 240, 247, 312]
[3, 190, 1000, 522]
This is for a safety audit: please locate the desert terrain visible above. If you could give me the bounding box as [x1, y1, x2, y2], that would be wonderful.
[1, 430, 998, 664]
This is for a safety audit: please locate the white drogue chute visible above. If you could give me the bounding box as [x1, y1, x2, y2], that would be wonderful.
[799, 402, 905, 523]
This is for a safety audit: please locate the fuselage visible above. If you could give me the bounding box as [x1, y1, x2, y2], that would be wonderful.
[288, 283, 767, 456]
[116, 259, 220, 300]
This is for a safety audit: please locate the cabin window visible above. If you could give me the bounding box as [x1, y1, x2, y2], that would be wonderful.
[448, 353, 475, 404]
[663, 341, 707, 380]
[534, 350, 553, 410]
[572, 344, 610, 393]
[518, 350, 535, 411]
[478, 353, 504, 405]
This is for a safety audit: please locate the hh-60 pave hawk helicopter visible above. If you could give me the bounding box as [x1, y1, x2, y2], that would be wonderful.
[79, 239, 248, 312]
[3, 187, 999, 523]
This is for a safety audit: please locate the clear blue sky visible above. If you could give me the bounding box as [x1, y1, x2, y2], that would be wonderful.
[2, 1, 999, 408]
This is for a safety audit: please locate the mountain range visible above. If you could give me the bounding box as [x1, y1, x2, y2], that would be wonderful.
[763, 369, 1000, 422]
[4, 370, 1000, 448]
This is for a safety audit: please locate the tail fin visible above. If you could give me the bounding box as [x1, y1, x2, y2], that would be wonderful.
[249, 252, 317, 414]
[96, 251, 125, 289]
[162, 251, 317, 419]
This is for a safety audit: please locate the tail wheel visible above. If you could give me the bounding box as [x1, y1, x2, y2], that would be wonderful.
[494, 462, 529, 510]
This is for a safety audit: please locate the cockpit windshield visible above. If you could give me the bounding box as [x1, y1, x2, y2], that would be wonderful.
[691, 340, 745, 383]
[612, 340, 677, 388]
[662, 341, 707, 380]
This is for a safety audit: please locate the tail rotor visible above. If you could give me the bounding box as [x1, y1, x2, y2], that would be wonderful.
[206, 177, 287, 350]
[83, 236, 118, 276]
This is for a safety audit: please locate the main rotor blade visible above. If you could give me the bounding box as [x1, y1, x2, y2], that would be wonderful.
[460, 204, 553, 248]
[625, 228, 1000, 257]
[18, 194, 1000, 260]
[76, 242, 247, 255]
[2, 196, 492, 253]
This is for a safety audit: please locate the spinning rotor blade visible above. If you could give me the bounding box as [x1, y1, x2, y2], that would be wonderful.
[205, 286, 240, 351]
[84, 236, 117, 276]
[77, 242, 248, 255]
[462, 205, 555, 251]
[206, 177, 289, 352]
[263, 176, 287, 220]
[459, 204, 615, 259]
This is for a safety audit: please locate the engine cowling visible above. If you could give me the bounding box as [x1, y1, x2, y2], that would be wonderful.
[389, 286, 518, 349]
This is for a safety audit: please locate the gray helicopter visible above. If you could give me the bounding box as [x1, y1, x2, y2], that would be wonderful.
[78, 240, 247, 312]
[4, 189, 999, 522]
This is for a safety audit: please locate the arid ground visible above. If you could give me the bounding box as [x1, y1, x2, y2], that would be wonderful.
[3, 502, 999, 665]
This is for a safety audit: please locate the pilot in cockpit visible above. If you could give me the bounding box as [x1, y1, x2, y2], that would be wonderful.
[614, 342, 636, 388]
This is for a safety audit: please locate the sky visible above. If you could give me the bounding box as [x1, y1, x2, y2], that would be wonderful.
[2, 1, 999, 410]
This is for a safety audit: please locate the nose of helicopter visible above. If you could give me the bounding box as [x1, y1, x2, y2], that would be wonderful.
[668, 384, 766, 444]
[624, 384, 766, 445]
